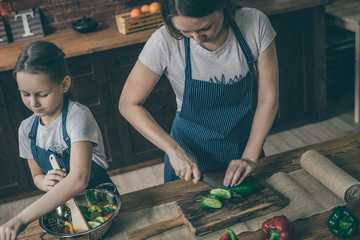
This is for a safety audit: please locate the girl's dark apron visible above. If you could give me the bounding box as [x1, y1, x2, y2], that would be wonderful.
[164, 20, 264, 182]
[29, 99, 115, 189]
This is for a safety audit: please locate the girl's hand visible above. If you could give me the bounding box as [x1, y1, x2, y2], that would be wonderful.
[43, 169, 67, 192]
[168, 147, 201, 183]
[0, 216, 27, 240]
[223, 159, 256, 187]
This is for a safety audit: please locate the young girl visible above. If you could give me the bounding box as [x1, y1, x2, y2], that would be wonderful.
[0, 41, 116, 240]
[119, 0, 279, 186]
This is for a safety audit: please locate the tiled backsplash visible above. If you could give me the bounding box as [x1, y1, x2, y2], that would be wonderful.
[1, 0, 152, 34]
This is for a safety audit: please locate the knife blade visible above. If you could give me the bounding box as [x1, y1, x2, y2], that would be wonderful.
[167, 163, 242, 198]
[201, 175, 243, 198]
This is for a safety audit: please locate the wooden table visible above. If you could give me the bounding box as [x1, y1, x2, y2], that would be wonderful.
[326, 0, 360, 123]
[17, 132, 360, 239]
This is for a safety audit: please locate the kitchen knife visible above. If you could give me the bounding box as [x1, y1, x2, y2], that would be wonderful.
[201, 174, 243, 198]
[167, 162, 242, 198]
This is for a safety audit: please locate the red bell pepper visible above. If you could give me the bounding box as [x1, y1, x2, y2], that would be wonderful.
[261, 215, 294, 240]
[219, 228, 238, 240]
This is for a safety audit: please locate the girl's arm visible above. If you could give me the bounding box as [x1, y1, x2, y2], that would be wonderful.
[0, 141, 92, 240]
[224, 41, 279, 186]
[28, 159, 67, 192]
[119, 60, 201, 183]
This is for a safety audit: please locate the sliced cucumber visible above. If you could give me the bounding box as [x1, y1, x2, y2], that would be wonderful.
[210, 188, 233, 199]
[95, 216, 105, 223]
[88, 221, 102, 228]
[200, 197, 223, 209]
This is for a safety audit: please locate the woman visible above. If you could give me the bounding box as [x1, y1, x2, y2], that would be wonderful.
[119, 0, 278, 187]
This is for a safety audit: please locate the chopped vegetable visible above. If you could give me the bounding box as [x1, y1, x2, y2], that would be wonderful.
[327, 206, 359, 238]
[95, 216, 105, 223]
[210, 188, 233, 199]
[86, 190, 96, 206]
[261, 215, 294, 240]
[229, 182, 258, 196]
[64, 221, 74, 234]
[200, 197, 223, 209]
[88, 221, 101, 228]
[197, 194, 225, 202]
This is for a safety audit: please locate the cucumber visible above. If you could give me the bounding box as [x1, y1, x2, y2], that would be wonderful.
[196, 194, 225, 202]
[229, 183, 258, 196]
[210, 188, 233, 199]
[88, 221, 101, 228]
[200, 197, 223, 209]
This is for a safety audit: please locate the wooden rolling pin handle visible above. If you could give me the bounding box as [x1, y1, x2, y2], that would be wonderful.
[126, 215, 184, 240]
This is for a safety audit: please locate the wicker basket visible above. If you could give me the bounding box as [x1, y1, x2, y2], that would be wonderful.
[116, 12, 163, 34]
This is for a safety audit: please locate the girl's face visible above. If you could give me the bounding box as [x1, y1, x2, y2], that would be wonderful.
[172, 9, 225, 45]
[16, 72, 70, 125]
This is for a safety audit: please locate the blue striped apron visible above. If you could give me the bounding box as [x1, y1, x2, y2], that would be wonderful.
[164, 20, 264, 182]
[29, 99, 115, 190]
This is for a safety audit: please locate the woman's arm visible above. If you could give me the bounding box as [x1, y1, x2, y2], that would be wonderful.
[119, 60, 201, 182]
[0, 141, 92, 240]
[224, 41, 279, 186]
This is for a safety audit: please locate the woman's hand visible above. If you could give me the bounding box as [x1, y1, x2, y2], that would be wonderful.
[0, 216, 27, 240]
[223, 159, 256, 187]
[42, 169, 67, 192]
[168, 147, 201, 183]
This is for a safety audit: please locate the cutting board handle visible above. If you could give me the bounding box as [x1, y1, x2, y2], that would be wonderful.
[126, 215, 184, 240]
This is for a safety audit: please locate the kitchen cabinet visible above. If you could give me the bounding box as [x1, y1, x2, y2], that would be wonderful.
[269, 6, 326, 131]
[0, 72, 34, 198]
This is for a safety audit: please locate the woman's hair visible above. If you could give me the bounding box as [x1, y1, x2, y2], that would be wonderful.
[160, 0, 235, 39]
[13, 41, 70, 85]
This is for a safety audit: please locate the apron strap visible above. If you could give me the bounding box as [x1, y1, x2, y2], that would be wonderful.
[230, 20, 255, 70]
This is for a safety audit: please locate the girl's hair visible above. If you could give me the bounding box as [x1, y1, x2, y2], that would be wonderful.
[13, 40, 72, 98]
[160, 0, 235, 39]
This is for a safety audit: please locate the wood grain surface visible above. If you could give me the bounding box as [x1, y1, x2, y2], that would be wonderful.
[176, 177, 288, 236]
[16, 132, 360, 239]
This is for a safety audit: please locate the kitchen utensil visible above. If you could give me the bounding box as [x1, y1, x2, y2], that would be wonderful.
[71, 17, 98, 33]
[167, 163, 242, 197]
[201, 175, 243, 198]
[39, 182, 120, 240]
[49, 154, 90, 233]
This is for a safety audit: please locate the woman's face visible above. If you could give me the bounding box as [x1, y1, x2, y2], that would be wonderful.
[16, 72, 68, 125]
[172, 10, 225, 45]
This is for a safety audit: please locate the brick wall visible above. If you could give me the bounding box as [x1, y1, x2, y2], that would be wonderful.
[2, 0, 153, 34]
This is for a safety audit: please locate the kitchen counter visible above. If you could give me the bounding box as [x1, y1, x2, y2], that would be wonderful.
[18, 132, 360, 239]
[0, 0, 328, 72]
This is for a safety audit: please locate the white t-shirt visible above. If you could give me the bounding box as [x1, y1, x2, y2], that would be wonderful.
[139, 7, 276, 111]
[18, 100, 109, 170]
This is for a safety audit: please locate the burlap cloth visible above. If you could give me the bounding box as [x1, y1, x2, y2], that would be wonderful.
[106, 150, 360, 239]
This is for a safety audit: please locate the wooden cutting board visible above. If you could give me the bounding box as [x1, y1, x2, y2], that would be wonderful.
[175, 176, 288, 236]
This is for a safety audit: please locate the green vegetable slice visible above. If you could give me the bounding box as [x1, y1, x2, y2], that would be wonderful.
[210, 188, 233, 199]
[95, 216, 105, 223]
[196, 194, 225, 202]
[229, 183, 258, 196]
[200, 198, 223, 209]
[88, 221, 102, 228]
[86, 190, 96, 206]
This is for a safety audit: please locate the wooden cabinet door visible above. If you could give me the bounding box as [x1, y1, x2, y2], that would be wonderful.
[0, 75, 34, 198]
[66, 54, 123, 170]
[103, 44, 176, 167]
[269, 6, 326, 132]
